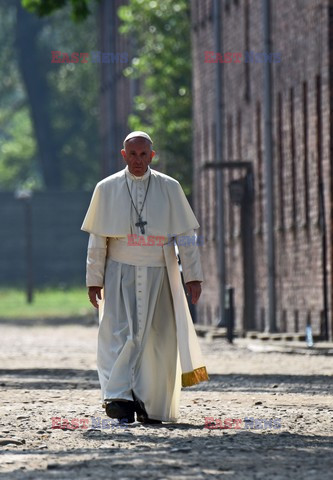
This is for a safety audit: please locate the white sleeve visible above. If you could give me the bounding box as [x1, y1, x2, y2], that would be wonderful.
[86, 233, 108, 287]
[175, 229, 203, 284]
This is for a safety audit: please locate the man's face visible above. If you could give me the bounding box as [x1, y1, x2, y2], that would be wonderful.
[121, 138, 155, 176]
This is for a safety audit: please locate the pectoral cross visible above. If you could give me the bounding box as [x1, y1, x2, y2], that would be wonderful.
[135, 216, 147, 234]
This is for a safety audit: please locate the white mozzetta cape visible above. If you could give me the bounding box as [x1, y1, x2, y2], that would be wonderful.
[81, 167, 199, 237]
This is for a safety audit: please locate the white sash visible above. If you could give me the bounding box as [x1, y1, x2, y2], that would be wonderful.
[107, 237, 166, 267]
[162, 243, 209, 386]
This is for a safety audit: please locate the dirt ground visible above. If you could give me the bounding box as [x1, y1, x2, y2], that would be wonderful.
[0, 321, 332, 480]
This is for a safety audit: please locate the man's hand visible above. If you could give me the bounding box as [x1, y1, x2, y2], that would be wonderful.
[88, 286, 102, 308]
[185, 281, 202, 305]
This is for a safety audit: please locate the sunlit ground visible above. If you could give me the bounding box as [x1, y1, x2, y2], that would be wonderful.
[0, 287, 92, 318]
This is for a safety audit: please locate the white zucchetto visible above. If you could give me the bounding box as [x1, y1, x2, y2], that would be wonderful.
[123, 131, 153, 146]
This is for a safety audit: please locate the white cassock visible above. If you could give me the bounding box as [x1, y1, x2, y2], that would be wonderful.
[81, 165, 209, 422]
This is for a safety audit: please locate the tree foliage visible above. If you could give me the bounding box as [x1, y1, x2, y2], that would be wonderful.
[118, 0, 192, 194]
[21, 0, 101, 22]
[0, 0, 100, 191]
[1, 0, 193, 193]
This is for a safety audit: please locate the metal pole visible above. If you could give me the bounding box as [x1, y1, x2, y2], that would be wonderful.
[109, 0, 118, 174]
[99, 0, 110, 178]
[213, 0, 226, 326]
[318, 161, 329, 341]
[15, 189, 34, 303]
[25, 197, 34, 304]
[226, 286, 234, 343]
[262, 0, 277, 332]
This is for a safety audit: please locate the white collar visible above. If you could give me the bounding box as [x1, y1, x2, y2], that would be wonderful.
[125, 165, 151, 181]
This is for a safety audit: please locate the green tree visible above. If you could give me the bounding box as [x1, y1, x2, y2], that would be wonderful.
[0, 0, 101, 191]
[18, 0, 193, 193]
[118, 0, 192, 194]
[21, 0, 100, 22]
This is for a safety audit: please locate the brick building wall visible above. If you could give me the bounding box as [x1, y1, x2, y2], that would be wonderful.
[191, 0, 333, 338]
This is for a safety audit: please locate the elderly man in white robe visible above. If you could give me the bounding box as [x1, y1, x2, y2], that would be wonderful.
[81, 131, 208, 424]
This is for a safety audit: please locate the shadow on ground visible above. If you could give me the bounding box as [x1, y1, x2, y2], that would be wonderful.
[1, 369, 331, 394]
[1, 431, 332, 479]
[0, 368, 99, 390]
[190, 373, 333, 394]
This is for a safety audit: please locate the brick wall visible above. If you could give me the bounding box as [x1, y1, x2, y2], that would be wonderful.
[191, 0, 332, 337]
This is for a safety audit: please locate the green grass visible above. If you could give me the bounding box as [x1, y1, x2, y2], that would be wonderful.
[0, 287, 94, 319]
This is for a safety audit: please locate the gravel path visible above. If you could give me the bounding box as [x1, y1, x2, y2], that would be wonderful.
[0, 323, 332, 479]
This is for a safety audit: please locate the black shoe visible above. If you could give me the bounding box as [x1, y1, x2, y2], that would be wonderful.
[137, 414, 162, 425]
[132, 393, 162, 424]
[105, 400, 135, 423]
